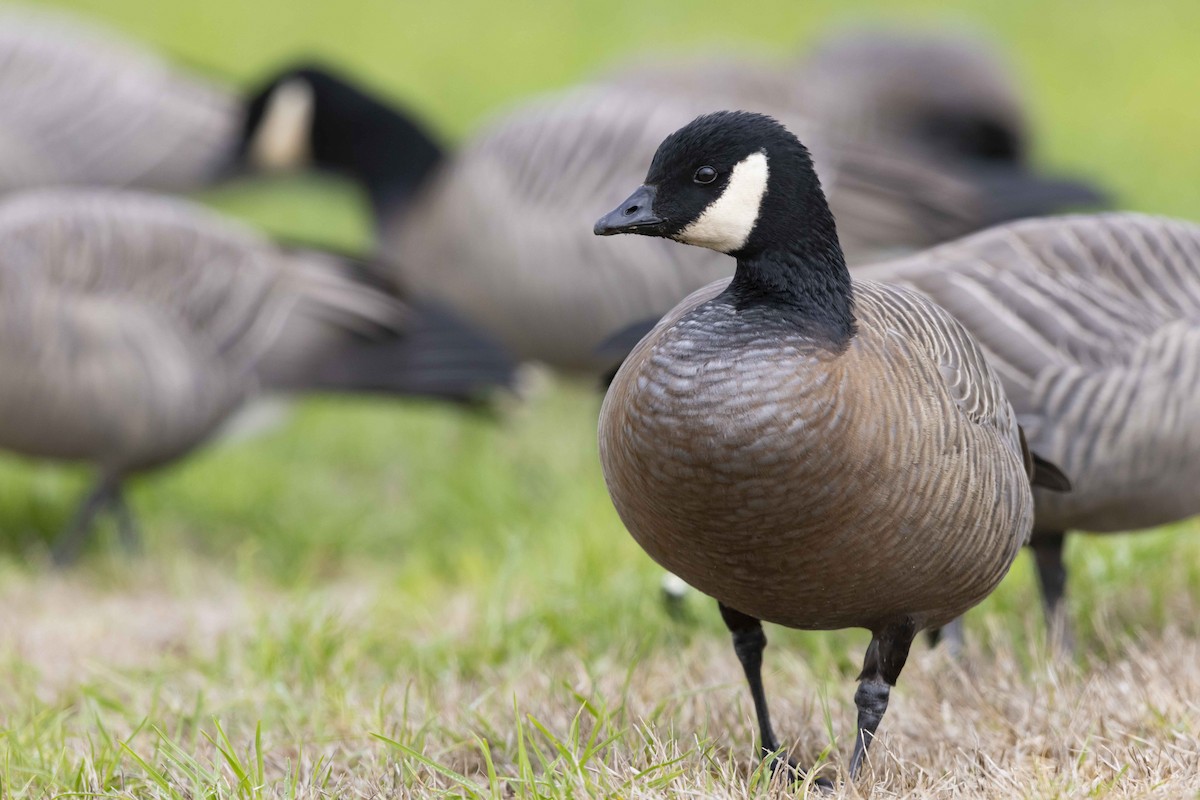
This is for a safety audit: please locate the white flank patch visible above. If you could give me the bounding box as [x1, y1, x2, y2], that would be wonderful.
[248, 78, 315, 172]
[660, 572, 692, 600]
[677, 150, 769, 252]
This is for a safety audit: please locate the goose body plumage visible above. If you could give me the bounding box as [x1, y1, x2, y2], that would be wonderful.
[856, 213, 1200, 535]
[0, 9, 241, 192]
[856, 213, 1200, 645]
[0, 190, 400, 472]
[601, 277, 1032, 632]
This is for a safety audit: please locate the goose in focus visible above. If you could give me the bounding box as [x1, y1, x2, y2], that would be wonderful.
[856, 213, 1200, 651]
[0, 7, 441, 199]
[0, 189, 515, 563]
[593, 111, 1066, 780]
[245, 49, 1105, 377]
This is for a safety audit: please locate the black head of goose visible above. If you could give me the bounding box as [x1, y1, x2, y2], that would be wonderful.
[594, 111, 1065, 782]
[239, 64, 445, 221]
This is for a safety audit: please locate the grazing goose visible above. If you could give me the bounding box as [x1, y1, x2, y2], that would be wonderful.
[855, 213, 1200, 650]
[0, 189, 514, 563]
[0, 8, 439, 199]
[798, 28, 1030, 168]
[593, 111, 1064, 780]
[238, 66, 445, 223]
[245, 54, 1105, 376]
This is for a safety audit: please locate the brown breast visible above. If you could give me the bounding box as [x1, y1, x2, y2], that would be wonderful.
[599, 279, 1033, 633]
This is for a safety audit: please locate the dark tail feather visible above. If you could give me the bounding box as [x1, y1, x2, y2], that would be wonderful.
[277, 240, 403, 295]
[310, 301, 517, 404]
[596, 317, 659, 390]
[1019, 426, 1072, 492]
[974, 166, 1111, 225]
[1031, 451, 1072, 493]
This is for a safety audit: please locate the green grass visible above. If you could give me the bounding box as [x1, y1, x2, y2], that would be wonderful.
[1, 0, 1199, 796]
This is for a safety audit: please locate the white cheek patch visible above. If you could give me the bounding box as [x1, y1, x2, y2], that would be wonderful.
[677, 150, 769, 253]
[248, 78, 315, 172]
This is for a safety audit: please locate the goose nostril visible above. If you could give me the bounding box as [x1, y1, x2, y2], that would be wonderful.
[623, 204, 639, 216]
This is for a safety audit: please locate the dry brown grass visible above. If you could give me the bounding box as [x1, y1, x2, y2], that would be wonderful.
[2, 565, 1197, 799]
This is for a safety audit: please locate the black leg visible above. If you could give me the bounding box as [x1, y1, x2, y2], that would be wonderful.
[849, 620, 916, 778]
[52, 476, 121, 566]
[718, 603, 781, 756]
[1031, 532, 1073, 654]
[110, 487, 142, 556]
[717, 603, 832, 789]
[924, 627, 941, 649]
[924, 617, 965, 658]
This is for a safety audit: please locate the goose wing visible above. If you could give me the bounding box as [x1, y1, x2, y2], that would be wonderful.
[856, 213, 1200, 531]
[852, 279, 1020, 440]
[0, 288, 248, 467]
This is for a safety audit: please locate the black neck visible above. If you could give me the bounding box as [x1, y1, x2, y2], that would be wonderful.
[300, 76, 446, 219]
[325, 111, 444, 221]
[725, 198, 856, 348]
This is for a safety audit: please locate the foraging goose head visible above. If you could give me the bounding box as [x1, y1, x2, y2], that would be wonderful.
[595, 110, 853, 342]
[239, 64, 444, 216]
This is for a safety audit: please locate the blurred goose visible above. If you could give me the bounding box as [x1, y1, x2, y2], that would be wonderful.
[0, 189, 514, 563]
[593, 111, 1064, 780]
[245, 40, 1106, 376]
[0, 8, 241, 192]
[798, 28, 1031, 167]
[856, 213, 1200, 650]
[0, 8, 440, 197]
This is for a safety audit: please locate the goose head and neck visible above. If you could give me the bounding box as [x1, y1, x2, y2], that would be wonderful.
[239, 64, 445, 220]
[594, 111, 855, 348]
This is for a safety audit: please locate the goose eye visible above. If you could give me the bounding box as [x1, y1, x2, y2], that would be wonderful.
[693, 166, 717, 185]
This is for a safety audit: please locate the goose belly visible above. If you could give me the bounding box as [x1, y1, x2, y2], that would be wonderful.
[600, 345, 1031, 632]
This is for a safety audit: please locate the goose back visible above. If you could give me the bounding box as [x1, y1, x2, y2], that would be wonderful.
[0, 9, 240, 192]
[600, 277, 1032, 631]
[856, 213, 1200, 533]
[595, 52, 806, 115]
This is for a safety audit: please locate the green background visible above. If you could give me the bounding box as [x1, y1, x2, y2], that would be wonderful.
[1, 0, 1198, 792]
